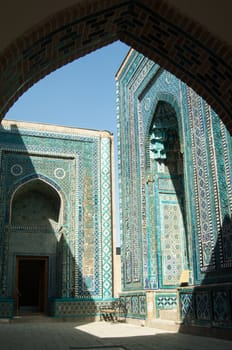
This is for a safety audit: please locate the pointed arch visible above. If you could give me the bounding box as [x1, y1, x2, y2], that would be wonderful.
[8, 174, 67, 227]
[0, 0, 231, 128]
[145, 93, 182, 170]
[147, 99, 188, 287]
[146, 92, 181, 136]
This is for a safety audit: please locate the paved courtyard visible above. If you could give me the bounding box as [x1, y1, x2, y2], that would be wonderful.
[0, 320, 231, 350]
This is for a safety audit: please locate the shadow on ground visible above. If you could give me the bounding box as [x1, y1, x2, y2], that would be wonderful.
[0, 321, 231, 350]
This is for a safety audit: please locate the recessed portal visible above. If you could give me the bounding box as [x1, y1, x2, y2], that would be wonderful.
[16, 256, 48, 314]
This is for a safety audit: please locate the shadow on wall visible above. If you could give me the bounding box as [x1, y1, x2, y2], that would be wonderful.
[0, 123, 95, 320]
[178, 213, 232, 339]
[150, 101, 232, 338]
[149, 101, 190, 288]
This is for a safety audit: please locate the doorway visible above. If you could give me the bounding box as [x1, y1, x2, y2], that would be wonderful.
[16, 256, 48, 314]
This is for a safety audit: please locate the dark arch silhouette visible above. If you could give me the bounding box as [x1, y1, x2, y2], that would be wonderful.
[0, 0, 231, 129]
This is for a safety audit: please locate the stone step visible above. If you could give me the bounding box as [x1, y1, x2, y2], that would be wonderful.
[0, 318, 11, 324]
[145, 318, 180, 332]
[12, 314, 57, 323]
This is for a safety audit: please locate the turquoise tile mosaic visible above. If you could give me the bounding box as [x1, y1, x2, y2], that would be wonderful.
[1, 47, 232, 331]
[116, 49, 232, 329]
[0, 122, 115, 318]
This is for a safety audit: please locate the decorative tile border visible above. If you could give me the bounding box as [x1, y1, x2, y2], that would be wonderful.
[178, 284, 232, 327]
[119, 293, 146, 319]
[155, 292, 177, 318]
[50, 298, 118, 318]
[0, 122, 114, 303]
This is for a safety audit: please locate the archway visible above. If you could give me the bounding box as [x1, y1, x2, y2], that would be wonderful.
[10, 178, 62, 314]
[0, 0, 231, 333]
[0, 0, 231, 130]
[11, 178, 61, 226]
[148, 101, 187, 288]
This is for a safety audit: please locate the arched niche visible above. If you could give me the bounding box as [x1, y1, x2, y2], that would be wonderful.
[148, 100, 188, 288]
[11, 179, 61, 227]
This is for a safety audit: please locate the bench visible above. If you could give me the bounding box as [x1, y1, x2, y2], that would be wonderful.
[100, 300, 127, 322]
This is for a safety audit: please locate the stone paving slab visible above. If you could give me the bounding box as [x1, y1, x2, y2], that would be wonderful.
[0, 321, 231, 350]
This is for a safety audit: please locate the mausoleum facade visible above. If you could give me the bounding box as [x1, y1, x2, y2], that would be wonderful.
[0, 120, 116, 318]
[116, 50, 232, 330]
[0, 48, 232, 336]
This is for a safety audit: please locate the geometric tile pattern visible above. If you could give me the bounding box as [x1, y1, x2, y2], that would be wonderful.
[101, 137, 113, 298]
[139, 295, 146, 315]
[125, 296, 131, 315]
[214, 119, 232, 269]
[187, 87, 216, 273]
[148, 99, 186, 288]
[116, 49, 232, 330]
[52, 299, 111, 317]
[119, 294, 146, 319]
[0, 122, 114, 318]
[156, 295, 177, 309]
[179, 285, 232, 326]
[131, 296, 139, 314]
[80, 141, 97, 296]
[155, 293, 177, 318]
[160, 200, 184, 286]
[195, 292, 211, 321]
[116, 53, 153, 289]
[213, 291, 231, 322]
[180, 292, 195, 321]
[203, 108, 227, 273]
[117, 51, 188, 293]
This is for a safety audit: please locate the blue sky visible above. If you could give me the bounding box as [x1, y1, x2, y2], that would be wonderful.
[6, 41, 129, 130]
[5, 41, 130, 246]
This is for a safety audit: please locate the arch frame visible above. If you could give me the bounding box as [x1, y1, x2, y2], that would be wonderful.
[146, 91, 182, 139]
[0, 0, 231, 130]
[8, 173, 67, 228]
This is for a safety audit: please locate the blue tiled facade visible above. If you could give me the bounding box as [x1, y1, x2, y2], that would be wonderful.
[0, 122, 114, 318]
[1, 49, 232, 330]
[116, 50, 232, 327]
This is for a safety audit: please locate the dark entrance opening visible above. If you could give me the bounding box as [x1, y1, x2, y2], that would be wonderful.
[16, 256, 48, 314]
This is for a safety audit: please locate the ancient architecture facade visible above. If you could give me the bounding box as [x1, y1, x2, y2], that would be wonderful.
[0, 120, 115, 318]
[116, 50, 232, 329]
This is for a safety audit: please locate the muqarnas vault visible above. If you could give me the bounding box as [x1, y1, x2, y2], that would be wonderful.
[0, 120, 116, 318]
[116, 49, 232, 329]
